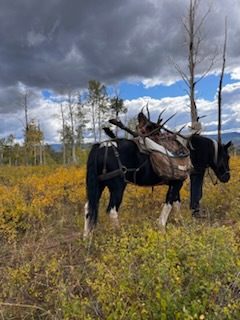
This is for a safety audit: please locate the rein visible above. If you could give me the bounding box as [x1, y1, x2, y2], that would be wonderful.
[207, 168, 218, 186]
[207, 139, 230, 185]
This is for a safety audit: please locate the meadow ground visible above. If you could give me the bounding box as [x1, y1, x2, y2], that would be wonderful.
[0, 157, 240, 319]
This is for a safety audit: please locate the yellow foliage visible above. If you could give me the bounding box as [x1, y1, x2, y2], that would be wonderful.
[1, 156, 240, 240]
[0, 157, 240, 319]
[0, 166, 86, 240]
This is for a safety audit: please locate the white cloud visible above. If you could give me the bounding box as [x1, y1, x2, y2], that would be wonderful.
[222, 81, 240, 94]
[142, 77, 176, 88]
[124, 80, 240, 136]
[230, 67, 240, 80]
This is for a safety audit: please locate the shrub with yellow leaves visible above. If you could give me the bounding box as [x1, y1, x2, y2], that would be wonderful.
[0, 166, 86, 240]
[0, 156, 239, 319]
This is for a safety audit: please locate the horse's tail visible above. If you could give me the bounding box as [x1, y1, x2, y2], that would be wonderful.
[86, 144, 101, 230]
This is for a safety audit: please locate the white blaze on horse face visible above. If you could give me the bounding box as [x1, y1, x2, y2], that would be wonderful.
[158, 203, 172, 228]
[109, 207, 120, 228]
[83, 202, 90, 239]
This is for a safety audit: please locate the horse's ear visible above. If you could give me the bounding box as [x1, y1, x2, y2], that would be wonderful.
[224, 141, 232, 150]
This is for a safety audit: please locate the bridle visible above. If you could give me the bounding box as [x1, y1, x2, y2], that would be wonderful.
[211, 140, 230, 183]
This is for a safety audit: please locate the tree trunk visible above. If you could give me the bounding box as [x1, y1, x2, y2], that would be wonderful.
[189, 0, 199, 128]
[218, 18, 227, 144]
[60, 103, 67, 165]
[91, 102, 97, 143]
[39, 143, 43, 165]
[34, 145, 37, 166]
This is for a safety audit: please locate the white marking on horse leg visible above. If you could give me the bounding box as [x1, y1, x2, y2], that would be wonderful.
[83, 202, 91, 239]
[172, 200, 183, 224]
[157, 203, 172, 229]
[173, 201, 181, 212]
[109, 206, 120, 228]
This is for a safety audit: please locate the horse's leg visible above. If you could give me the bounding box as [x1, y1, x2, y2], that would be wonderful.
[84, 184, 104, 239]
[190, 171, 205, 217]
[172, 188, 181, 212]
[173, 200, 181, 212]
[157, 180, 183, 229]
[107, 179, 126, 228]
[84, 202, 90, 238]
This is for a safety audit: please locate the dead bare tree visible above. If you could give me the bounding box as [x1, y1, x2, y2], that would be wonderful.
[67, 91, 77, 164]
[60, 103, 67, 165]
[218, 18, 227, 144]
[173, 0, 215, 132]
[20, 87, 31, 165]
[23, 91, 29, 134]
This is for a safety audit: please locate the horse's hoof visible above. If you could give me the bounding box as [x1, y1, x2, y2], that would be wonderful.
[110, 217, 120, 229]
[83, 227, 94, 241]
[83, 230, 90, 240]
[192, 209, 207, 219]
[156, 219, 166, 232]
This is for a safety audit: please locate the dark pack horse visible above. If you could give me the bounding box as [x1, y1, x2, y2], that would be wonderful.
[84, 127, 231, 238]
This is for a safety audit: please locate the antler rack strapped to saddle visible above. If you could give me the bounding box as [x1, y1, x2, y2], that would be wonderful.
[134, 111, 192, 180]
[100, 111, 192, 182]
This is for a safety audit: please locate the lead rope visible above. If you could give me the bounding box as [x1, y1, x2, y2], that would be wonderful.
[207, 139, 219, 186]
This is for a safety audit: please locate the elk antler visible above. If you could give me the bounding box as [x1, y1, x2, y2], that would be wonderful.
[146, 103, 150, 120]
[108, 119, 138, 137]
[157, 109, 166, 124]
[160, 112, 177, 127]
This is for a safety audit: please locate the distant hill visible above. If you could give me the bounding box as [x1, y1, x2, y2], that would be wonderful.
[205, 132, 240, 148]
[50, 144, 62, 152]
[49, 143, 92, 152]
[49, 132, 240, 152]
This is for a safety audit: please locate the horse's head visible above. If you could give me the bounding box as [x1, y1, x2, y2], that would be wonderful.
[213, 141, 232, 183]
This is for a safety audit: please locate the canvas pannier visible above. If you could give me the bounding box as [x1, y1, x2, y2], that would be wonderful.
[137, 135, 192, 181]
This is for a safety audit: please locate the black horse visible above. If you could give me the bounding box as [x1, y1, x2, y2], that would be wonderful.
[189, 135, 231, 216]
[84, 134, 231, 238]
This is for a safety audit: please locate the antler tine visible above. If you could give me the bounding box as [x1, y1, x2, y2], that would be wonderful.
[176, 124, 186, 134]
[160, 112, 177, 128]
[146, 103, 150, 120]
[157, 109, 166, 124]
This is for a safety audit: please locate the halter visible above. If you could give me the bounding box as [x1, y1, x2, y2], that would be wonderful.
[211, 139, 218, 165]
[210, 139, 230, 183]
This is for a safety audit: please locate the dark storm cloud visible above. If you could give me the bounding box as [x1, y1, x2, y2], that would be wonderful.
[0, 1, 236, 84]
[0, 0, 163, 90]
[0, 0, 239, 115]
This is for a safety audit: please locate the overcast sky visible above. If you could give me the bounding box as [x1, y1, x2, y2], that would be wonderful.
[0, 0, 239, 143]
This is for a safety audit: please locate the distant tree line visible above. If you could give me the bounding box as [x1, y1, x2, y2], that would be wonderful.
[58, 80, 128, 165]
[0, 80, 129, 166]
